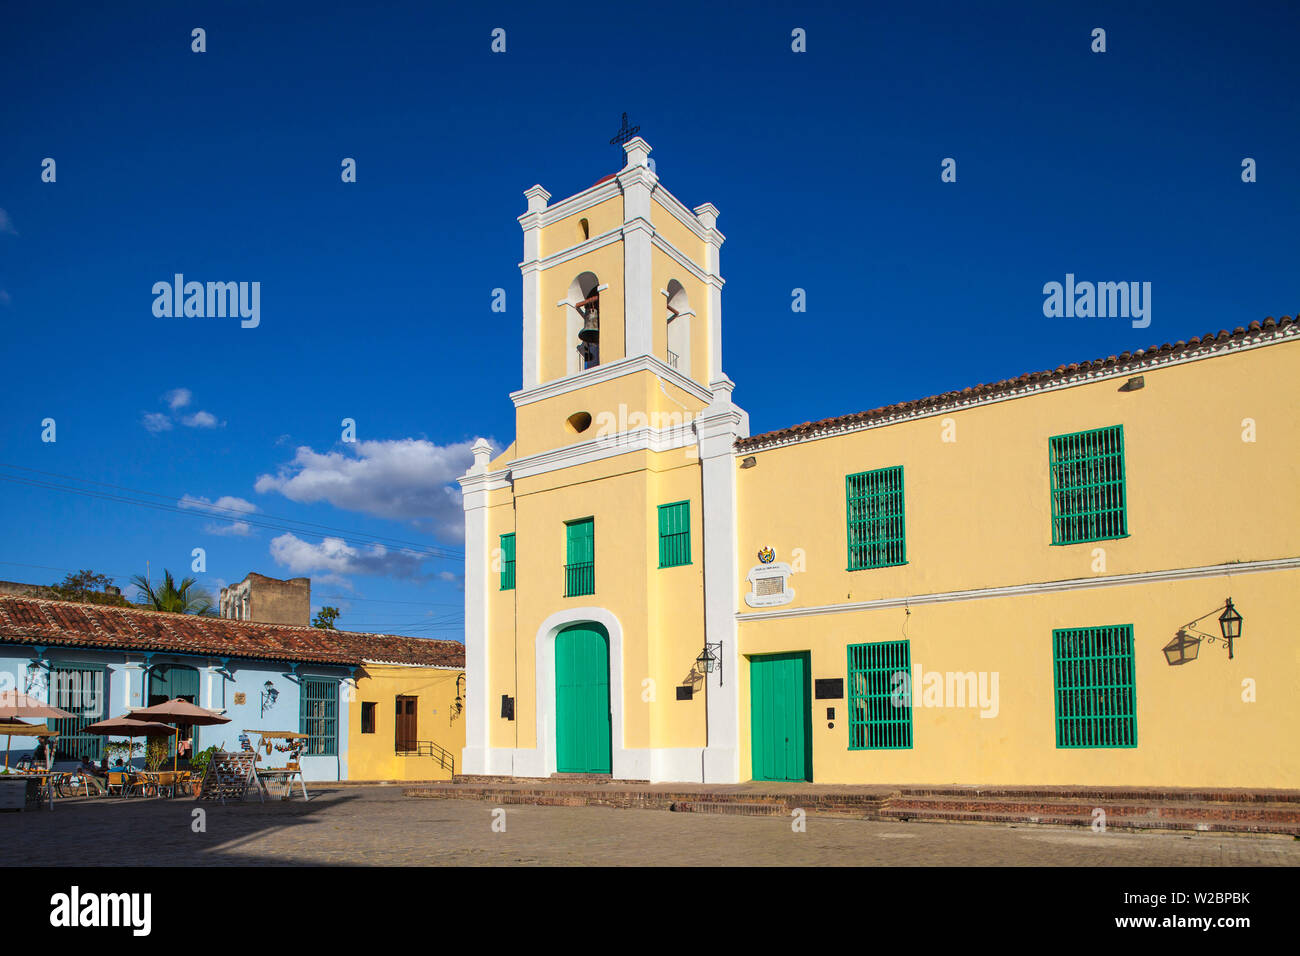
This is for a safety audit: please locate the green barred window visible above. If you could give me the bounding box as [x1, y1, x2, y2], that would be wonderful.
[846, 466, 906, 571]
[299, 678, 339, 756]
[49, 663, 108, 761]
[564, 517, 595, 597]
[1052, 625, 1137, 748]
[1049, 425, 1128, 544]
[847, 640, 913, 750]
[499, 533, 516, 590]
[657, 500, 691, 568]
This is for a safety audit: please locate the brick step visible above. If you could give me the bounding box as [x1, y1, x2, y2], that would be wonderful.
[877, 806, 1300, 837]
[884, 796, 1300, 824]
[670, 801, 789, 817]
[407, 785, 890, 815]
[897, 786, 1300, 805]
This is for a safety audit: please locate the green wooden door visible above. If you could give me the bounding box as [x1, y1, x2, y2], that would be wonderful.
[555, 623, 612, 773]
[750, 652, 812, 781]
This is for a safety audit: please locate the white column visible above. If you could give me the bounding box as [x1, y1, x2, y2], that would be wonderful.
[693, 203, 725, 382]
[695, 377, 749, 782]
[459, 438, 495, 775]
[519, 185, 549, 389]
[618, 137, 655, 359]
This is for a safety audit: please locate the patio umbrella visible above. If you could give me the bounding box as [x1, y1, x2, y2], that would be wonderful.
[128, 698, 230, 771]
[0, 720, 61, 809]
[0, 694, 75, 771]
[81, 716, 177, 775]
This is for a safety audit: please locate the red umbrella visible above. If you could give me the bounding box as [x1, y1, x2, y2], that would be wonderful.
[82, 716, 177, 778]
[128, 698, 230, 771]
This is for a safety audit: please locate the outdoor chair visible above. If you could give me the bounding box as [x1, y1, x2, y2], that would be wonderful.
[106, 772, 141, 797]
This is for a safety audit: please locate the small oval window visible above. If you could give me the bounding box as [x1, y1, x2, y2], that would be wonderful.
[566, 411, 593, 434]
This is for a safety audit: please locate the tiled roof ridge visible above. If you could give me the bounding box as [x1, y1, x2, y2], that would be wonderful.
[737, 315, 1297, 452]
[0, 594, 464, 667]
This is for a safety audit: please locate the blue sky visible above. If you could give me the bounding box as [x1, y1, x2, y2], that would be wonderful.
[0, 1, 1295, 637]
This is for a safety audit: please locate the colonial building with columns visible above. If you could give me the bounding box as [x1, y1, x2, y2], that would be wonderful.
[460, 136, 1300, 788]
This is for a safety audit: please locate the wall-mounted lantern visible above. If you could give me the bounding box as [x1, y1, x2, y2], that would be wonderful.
[1167, 597, 1244, 665]
[261, 680, 279, 717]
[1217, 598, 1243, 659]
[697, 641, 723, 685]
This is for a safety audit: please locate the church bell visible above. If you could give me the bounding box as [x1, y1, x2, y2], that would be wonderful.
[576, 295, 600, 343]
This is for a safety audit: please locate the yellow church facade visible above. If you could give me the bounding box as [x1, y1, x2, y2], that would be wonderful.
[460, 136, 1300, 789]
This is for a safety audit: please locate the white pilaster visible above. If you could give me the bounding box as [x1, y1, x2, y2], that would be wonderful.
[618, 137, 655, 360]
[519, 185, 550, 389]
[459, 438, 496, 775]
[694, 377, 749, 783]
[693, 203, 725, 382]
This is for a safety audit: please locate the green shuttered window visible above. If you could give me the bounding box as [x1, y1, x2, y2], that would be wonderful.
[1052, 625, 1137, 748]
[1049, 424, 1128, 544]
[564, 517, 595, 597]
[847, 640, 913, 750]
[657, 500, 691, 568]
[299, 678, 339, 756]
[499, 532, 516, 590]
[846, 466, 906, 571]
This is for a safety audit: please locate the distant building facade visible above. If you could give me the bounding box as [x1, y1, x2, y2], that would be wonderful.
[0, 596, 464, 781]
[220, 572, 311, 626]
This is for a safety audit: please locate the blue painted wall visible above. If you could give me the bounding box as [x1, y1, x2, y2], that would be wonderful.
[0, 644, 350, 782]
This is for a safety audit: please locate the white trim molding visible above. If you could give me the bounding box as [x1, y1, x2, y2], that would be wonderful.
[522, 607, 649, 781]
[509, 352, 712, 409]
[738, 556, 1300, 623]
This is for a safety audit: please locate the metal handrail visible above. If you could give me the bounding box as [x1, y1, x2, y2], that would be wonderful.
[395, 739, 456, 774]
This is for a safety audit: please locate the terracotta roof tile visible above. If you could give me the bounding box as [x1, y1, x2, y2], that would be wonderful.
[736, 315, 1297, 452]
[0, 596, 463, 669]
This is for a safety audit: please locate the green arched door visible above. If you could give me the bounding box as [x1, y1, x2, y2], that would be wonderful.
[555, 623, 612, 774]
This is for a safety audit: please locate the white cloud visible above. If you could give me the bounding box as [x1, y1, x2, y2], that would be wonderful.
[205, 520, 253, 537]
[182, 410, 221, 428]
[0, 290, 11, 307]
[165, 388, 192, 410]
[179, 494, 257, 514]
[0, 209, 16, 236]
[142, 412, 173, 434]
[255, 438, 486, 542]
[269, 533, 426, 579]
[179, 494, 258, 536]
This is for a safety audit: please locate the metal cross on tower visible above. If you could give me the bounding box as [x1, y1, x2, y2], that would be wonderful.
[609, 112, 641, 149]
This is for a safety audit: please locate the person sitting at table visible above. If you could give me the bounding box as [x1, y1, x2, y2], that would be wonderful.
[77, 755, 108, 795]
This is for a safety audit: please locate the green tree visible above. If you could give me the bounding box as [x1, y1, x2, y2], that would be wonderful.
[130, 569, 215, 615]
[311, 606, 340, 629]
[49, 569, 130, 606]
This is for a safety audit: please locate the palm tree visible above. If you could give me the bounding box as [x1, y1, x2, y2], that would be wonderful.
[130, 569, 215, 615]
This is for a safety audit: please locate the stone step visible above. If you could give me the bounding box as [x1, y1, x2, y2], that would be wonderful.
[897, 785, 1300, 805]
[877, 806, 1300, 837]
[406, 784, 889, 816]
[884, 796, 1300, 824]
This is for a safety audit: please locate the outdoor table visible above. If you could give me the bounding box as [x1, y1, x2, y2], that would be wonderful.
[255, 768, 309, 801]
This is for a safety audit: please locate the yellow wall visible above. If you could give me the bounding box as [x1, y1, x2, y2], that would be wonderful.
[737, 342, 1300, 608]
[738, 569, 1298, 788]
[732, 339, 1300, 787]
[486, 443, 706, 755]
[348, 664, 466, 781]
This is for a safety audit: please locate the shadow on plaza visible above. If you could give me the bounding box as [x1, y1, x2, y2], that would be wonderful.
[1, 787, 375, 866]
